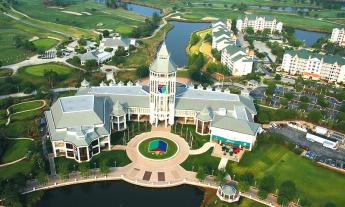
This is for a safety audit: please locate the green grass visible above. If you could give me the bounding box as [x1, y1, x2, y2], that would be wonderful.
[0, 159, 34, 179]
[0, 139, 34, 164]
[32, 38, 59, 51]
[10, 100, 44, 113]
[172, 124, 210, 149]
[3, 119, 39, 138]
[0, 14, 64, 65]
[0, 68, 13, 77]
[21, 63, 72, 77]
[11, 110, 42, 122]
[138, 138, 178, 159]
[181, 148, 220, 174]
[55, 150, 131, 173]
[227, 134, 345, 207]
[13, 0, 145, 36]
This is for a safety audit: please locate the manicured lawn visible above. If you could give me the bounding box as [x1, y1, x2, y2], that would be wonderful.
[181, 148, 220, 174]
[0, 139, 34, 164]
[55, 150, 131, 173]
[115, 70, 139, 82]
[13, 0, 145, 36]
[172, 124, 210, 149]
[10, 100, 45, 113]
[21, 63, 72, 77]
[11, 110, 42, 122]
[138, 138, 178, 159]
[3, 119, 39, 138]
[227, 134, 345, 207]
[0, 159, 34, 179]
[32, 38, 59, 51]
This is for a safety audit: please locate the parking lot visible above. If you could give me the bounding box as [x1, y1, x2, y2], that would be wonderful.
[269, 126, 345, 161]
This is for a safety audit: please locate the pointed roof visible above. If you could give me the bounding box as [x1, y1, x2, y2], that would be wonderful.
[81, 79, 89, 87]
[196, 106, 213, 122]
[150, 42, 177, 74]
[112, 101, 126, 116]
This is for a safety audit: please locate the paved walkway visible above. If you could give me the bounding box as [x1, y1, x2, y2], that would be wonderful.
[0, 156, 27, 168]
[189, 142, 215, 155]
[6, 100, 46, 126]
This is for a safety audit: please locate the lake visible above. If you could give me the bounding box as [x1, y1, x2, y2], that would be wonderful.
[35, 181, 204, 207]
[294, 29, 327, 47]
[125, 3, 162, 16]
[250, 5, 318, 12]
[165, 21, 210, 67]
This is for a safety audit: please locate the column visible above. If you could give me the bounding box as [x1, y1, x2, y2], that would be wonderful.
[108, 135, 111, 150]
[184, 117, 187, 124]
[52, 142, 57, 157]
[77, 148, 81, 162]
[117, 116, 120, 131]
[201, 121, 204, 135]
[86, 146, 90, 161]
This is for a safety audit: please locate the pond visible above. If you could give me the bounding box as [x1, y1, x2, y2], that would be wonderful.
[294, 29, 327, 47]
[35, 181, 204, 207]
[165, 21, 210, 67]
[124, 3, 162, 16]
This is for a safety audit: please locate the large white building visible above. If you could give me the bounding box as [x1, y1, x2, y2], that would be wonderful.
[281, 49, 345, 83]
[45, 43, 260, 162]
[212, 20, 237, 51]
[236, 15, 283, 33]
[221, 45, 254, 76]
[330, 28, 345, 47]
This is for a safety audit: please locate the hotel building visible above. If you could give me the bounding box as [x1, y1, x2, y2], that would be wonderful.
[236, 15, 283, 33]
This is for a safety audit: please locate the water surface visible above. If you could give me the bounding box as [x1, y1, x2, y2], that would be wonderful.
[294, 29, 327, 47]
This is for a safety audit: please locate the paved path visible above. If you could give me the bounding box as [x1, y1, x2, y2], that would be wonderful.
[189, 142, 215, 155]
[0, 91, 37, 100]
[0, 156, 27, 168]
[218, 157, 228, 170]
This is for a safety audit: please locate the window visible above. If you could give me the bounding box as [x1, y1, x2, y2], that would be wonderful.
[66, 143, 73, 149]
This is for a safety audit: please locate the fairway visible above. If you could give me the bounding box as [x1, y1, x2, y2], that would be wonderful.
[21, 63, 73, 77]
[228, 134, 345, 207]
[0, 160, 34, 179]
[32, 38, 59, 51]
[0, 139, 34, 164]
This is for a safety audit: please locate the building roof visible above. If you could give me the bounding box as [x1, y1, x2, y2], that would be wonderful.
[79, 50, 111, 62]
[285, 49, 345, 65]
[101, 37, 131, 48]
[150, 43, 177, 73]
[246, 14, 275, 21]
[112, 101, 126, 116]
[196, 106, 213, 122]
[224, 45, 246, 55]
[220, 184, 237, 196]
[211, 114, 260, 136]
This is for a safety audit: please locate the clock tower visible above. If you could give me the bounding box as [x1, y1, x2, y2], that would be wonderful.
[149, 42, 176, 127]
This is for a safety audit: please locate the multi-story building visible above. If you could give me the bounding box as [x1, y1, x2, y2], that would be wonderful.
[281, 49, 345, 83]
[45, 43, 261, 162]
[221, 45, 254, 76]
[212, 20, 237, 51]
[236, 15, 283, 33]
[330, 28, 345, 47]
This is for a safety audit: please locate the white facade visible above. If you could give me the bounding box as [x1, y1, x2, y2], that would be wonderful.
[212, 20, 237, 51]
[236, 15, 283, 33]
[330, 28, 345, 46]
[282, 50, 345, 83]
[221, 46, 253, 76]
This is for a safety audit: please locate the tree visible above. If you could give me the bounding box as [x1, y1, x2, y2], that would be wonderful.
[307, 110, 323, 123]
[245, 27, 254, 34]
[36, 170, 48, 185]
[100, 160, 110, 176]
[284, 92, 294, 101]
[211, 49, 221, 61]
[324, 202, 336, 207]
[317, 95, 329, 107]
[78, 38, 87, 46]
[190, 33, 200, 46]
[196, 167, 207, 181]
[215, 170, 227, 185]
[278, 180, 296, 205]
[274, 74, 282, 80]
[44, 69, 60, 88]
[58, 163, 69, 180]
[102, 30, 110, 38]
[299, 96, 309, 103]
[68, 56, 81, 66]
[0, 60, 2, 67]
[115, 46, 128, 56]
[84, 59, 98, 70]
[79, 162, 90, 177]
[104, 47, 113, 52]
[266, 83, 276, 96]
[136, 65, 149, 78]
[204, 33, 212, 43]
[258, 175, 275, 199]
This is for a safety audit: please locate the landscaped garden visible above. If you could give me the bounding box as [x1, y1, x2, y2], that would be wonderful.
[138, 138, 178, 159]
[0, 139, 34, 164]
[21, 63, 73, 77]
[9, 100, 45, 114]
[111, 121, 151, 145]
[171, 124, 210, 149]
[181, 148, 220, 174]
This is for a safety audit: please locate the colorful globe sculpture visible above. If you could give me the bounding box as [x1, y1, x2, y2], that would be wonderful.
[148, 139, 168, 153]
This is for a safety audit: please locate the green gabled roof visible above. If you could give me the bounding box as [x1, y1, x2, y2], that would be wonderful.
[196, 106, 213, 122]
[286, 49, 345, 65]
[231, 54, 247, 62]
[112, 101, 126, 116]
[224, 45, 246, 55]
[213, 29, 229, 37]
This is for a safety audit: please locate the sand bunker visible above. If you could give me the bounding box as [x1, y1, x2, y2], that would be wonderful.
[201, 16, 219, 21]
[62, 10, 83, 16]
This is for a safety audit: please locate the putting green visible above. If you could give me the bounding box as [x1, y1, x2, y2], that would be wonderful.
[22, 63, 73, 77]
[138, 137, 178, 160]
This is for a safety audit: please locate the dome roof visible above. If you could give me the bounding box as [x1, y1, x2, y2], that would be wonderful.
[221, 184, 237, 196]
